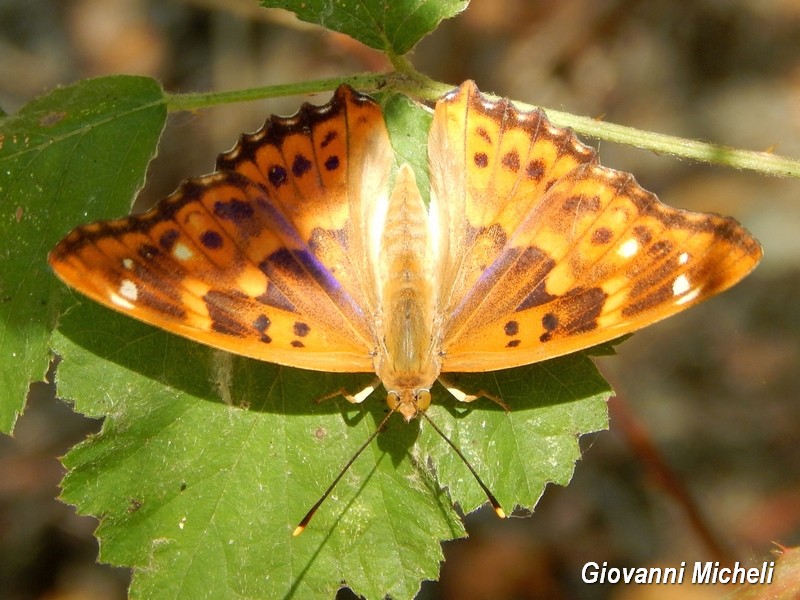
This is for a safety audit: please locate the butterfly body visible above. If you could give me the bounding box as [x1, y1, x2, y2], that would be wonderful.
[49, 82, 762, 420]
[373, 164, 440, 419]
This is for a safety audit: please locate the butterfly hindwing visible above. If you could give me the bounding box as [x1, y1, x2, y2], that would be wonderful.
[48, 86, 394, 373]
[428, 81, 599, 318]
[215, 85, 394, 316]
[433, 83, 762, 372]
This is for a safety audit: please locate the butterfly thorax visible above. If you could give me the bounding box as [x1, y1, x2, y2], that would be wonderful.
[374, 165, 441, 421]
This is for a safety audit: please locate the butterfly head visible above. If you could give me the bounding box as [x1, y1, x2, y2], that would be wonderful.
[387, 388, 432, 422]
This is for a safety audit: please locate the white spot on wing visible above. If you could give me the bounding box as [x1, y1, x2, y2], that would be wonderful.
[173, 243, 193, 261]
[109, 293, 134, 309]
[672, 274, 690, 296]
[678, 252, 689, 265]
[671, 273, 702, 306]
[120, 279, 138, 301]
[675, 287, 701, 305]
[618, 238, 639, 258]
[122, 258, 134, 270]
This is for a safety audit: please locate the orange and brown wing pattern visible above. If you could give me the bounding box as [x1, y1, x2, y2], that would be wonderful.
[216, 85, 393, 314]
[49, 85, 391, 373]
[429, 80, 598, 317]
[433, 82, 762, 372]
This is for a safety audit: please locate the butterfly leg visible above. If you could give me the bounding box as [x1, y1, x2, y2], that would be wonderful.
[437, 376, 510, 411]
[313, 378, 381, 405]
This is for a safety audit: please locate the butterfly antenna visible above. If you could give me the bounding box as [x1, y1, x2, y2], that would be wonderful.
[421, 412, 506, 519]
[293, 406, 398, 536]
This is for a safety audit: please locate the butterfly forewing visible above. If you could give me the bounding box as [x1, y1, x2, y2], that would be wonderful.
[48, 86, 395, 373]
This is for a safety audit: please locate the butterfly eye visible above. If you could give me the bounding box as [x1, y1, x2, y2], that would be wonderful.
[415, 390, 432, 412]
[387, 391, 401, 411]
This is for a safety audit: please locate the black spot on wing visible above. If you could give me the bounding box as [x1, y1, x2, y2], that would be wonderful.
[526, 159, 545, 181]
[292, 154, 312, 177]
[159, 229, 180, 250]
[200, 230, 223, 250]
[253, 314, 272, 343]
[591, 227, 613, 245]
[542, 313, 558, 331]
[474, 152, 489, 168]
[268, 165, 288, 188]
[324, 155, 340, 171]
[138, 244, 160, 260]
[214, 199, 254, 223]
[537, 289, 605, 342]
[293, 322, 310, 337]
[502, 150, 520, 172]
[648, 240, 673, 258]
[320, 130, 337, 148]
[633, 225, 653, 245]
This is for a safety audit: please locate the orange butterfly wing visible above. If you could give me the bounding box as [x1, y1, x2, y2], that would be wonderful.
[50, 81, 763, 389]
[430, 81, 762, 372]
[49, 86, 392, 373]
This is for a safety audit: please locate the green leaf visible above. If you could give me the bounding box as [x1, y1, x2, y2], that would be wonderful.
[0, 75, 165, 432]
[51, 86, 610, 598]
[381, 91, 433, 202]
[258, 0, 468, 56]
[56, 302, 466, 599]
[56, 304, 609, 599]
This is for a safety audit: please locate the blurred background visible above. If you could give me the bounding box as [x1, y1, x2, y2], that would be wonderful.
[1, 0, 799, 598]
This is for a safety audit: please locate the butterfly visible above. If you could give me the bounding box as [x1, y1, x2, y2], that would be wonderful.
[49, 81, 762, 426]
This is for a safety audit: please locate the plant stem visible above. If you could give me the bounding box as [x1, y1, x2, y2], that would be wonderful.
[166, 73, 390, 111]
[530, 103, 800, 178]
[165, 75, 800, 178]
